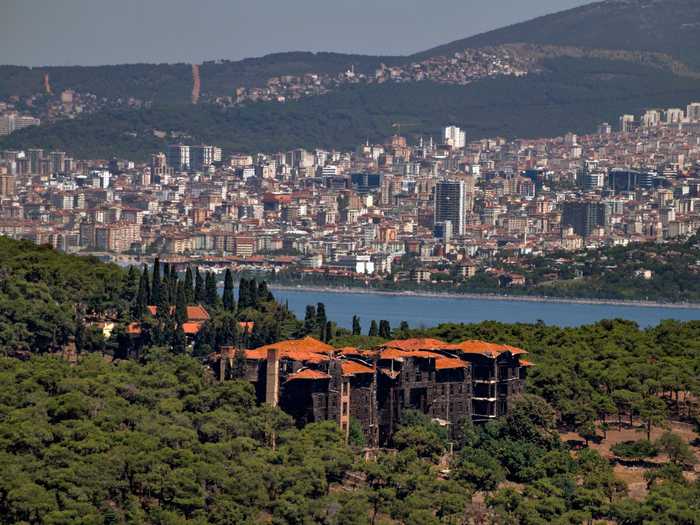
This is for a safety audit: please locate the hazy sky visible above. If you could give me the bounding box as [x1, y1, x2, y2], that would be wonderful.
[2, 0, 592, 66]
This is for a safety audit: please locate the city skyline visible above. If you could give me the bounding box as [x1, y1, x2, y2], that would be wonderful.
[1, 0, 591, 66]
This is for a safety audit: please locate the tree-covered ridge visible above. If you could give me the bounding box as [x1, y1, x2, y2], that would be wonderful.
[0, 238, 135, 354]
[4, 56, 700, 160]
[0, 352, 359, 524]
[2, 352, 699, 524]
[1, 237, 700, 523]
[414, 0, 700, 68]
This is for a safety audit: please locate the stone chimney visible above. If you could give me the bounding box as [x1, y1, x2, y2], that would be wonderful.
[265, 348, 280, 407]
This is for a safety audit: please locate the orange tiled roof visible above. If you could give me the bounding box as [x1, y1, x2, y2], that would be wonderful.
[186, 305, 210, 321]
[286, 369, 331, 381]
[252, 336, 334, 354]
[341, 361, 375, 376]
[452, 340, 527, 358]
[378, 348, 410, 361]
[336, 346, 362, 356]
[182, 321, 204, 335]
[381, 338, 457, 351]
[435, 357, 467, 370]
[126, 322, 142, 335]
[146, 304, 210, 323]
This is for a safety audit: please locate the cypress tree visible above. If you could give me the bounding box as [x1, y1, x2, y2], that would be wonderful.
[135, 265, 150, 318]
[368, 320, 378, 337]
[172, 323, 187, 354]
[168, 266, 178, 304]
[162, 263, 171, 304]
[257, 280, 274, 303]
[379, 320, 391, 339]
[323, 321, 334, 343]
[194, 267, 205, 302]
[151, 257, 161, 306]
[175, 281, 188, 325]
[184, 266, 194, 304]
[205, 272, 219, 307]
[303, 305, 317, 335]
[399, 321, 410, 334]
[352, 315, 361, 336]
[248, 279, 258, 309]
[125, 265, 138, 302]
[316, 303, 327, 340]
[223, 269, 235, 311]
[237, 277, 249, 309]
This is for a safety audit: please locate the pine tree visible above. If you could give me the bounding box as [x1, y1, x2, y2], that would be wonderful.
[184, 266, 194, 304]
[379, 320, 391, 339]
[194, 267, 205, 302]
[368, 320, 378, 337]
[75, 316, 86, 353]
[151, 257, 161, 306]
[223, 269, 235, 311]
[352, 315, 361, 336]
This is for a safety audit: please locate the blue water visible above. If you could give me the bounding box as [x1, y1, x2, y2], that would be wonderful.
[271, 288, 700, 329]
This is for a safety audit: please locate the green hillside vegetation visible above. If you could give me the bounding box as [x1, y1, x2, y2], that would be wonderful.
[415, 0, 700, 68]
[0, 63, 193, 104]
[0, 52, 403, 104]
[0, 238, 134, 354]
[1, 237, 700, 522]
[4, 56, 700, 159]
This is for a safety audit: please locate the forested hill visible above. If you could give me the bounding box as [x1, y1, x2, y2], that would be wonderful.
[4, 56, 700, 160]
[3, 0, 700, 158]
[2, 0, 699, 103]
[0, 52, 405, 104]
[2, 235, 700, 522]
[413, 0, 700, 68]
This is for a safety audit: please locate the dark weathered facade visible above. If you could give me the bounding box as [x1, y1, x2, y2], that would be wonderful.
[211, 336, 529, 447]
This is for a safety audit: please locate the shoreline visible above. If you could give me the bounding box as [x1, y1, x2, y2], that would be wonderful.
[268, 284, 700, 310]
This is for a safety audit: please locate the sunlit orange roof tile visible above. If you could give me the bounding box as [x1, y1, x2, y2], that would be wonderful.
[253, 336, 334, 355]
[341, 361, 375, 376]
[381, 338, 455, 351]
[286, 369, 331, 381]
[182, 322, 204, 335]
[435, 358, 467, 370]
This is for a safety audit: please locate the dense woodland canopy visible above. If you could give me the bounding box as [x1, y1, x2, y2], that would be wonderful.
[1, 236, 700, 523]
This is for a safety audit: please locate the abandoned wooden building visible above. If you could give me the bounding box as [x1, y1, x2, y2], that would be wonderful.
[210, 336, 530, 446]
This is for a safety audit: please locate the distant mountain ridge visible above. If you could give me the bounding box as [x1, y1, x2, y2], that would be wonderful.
[2, 0, 700, 158]
[2, 0, 699, 104]
[414, 0, 700, 67]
